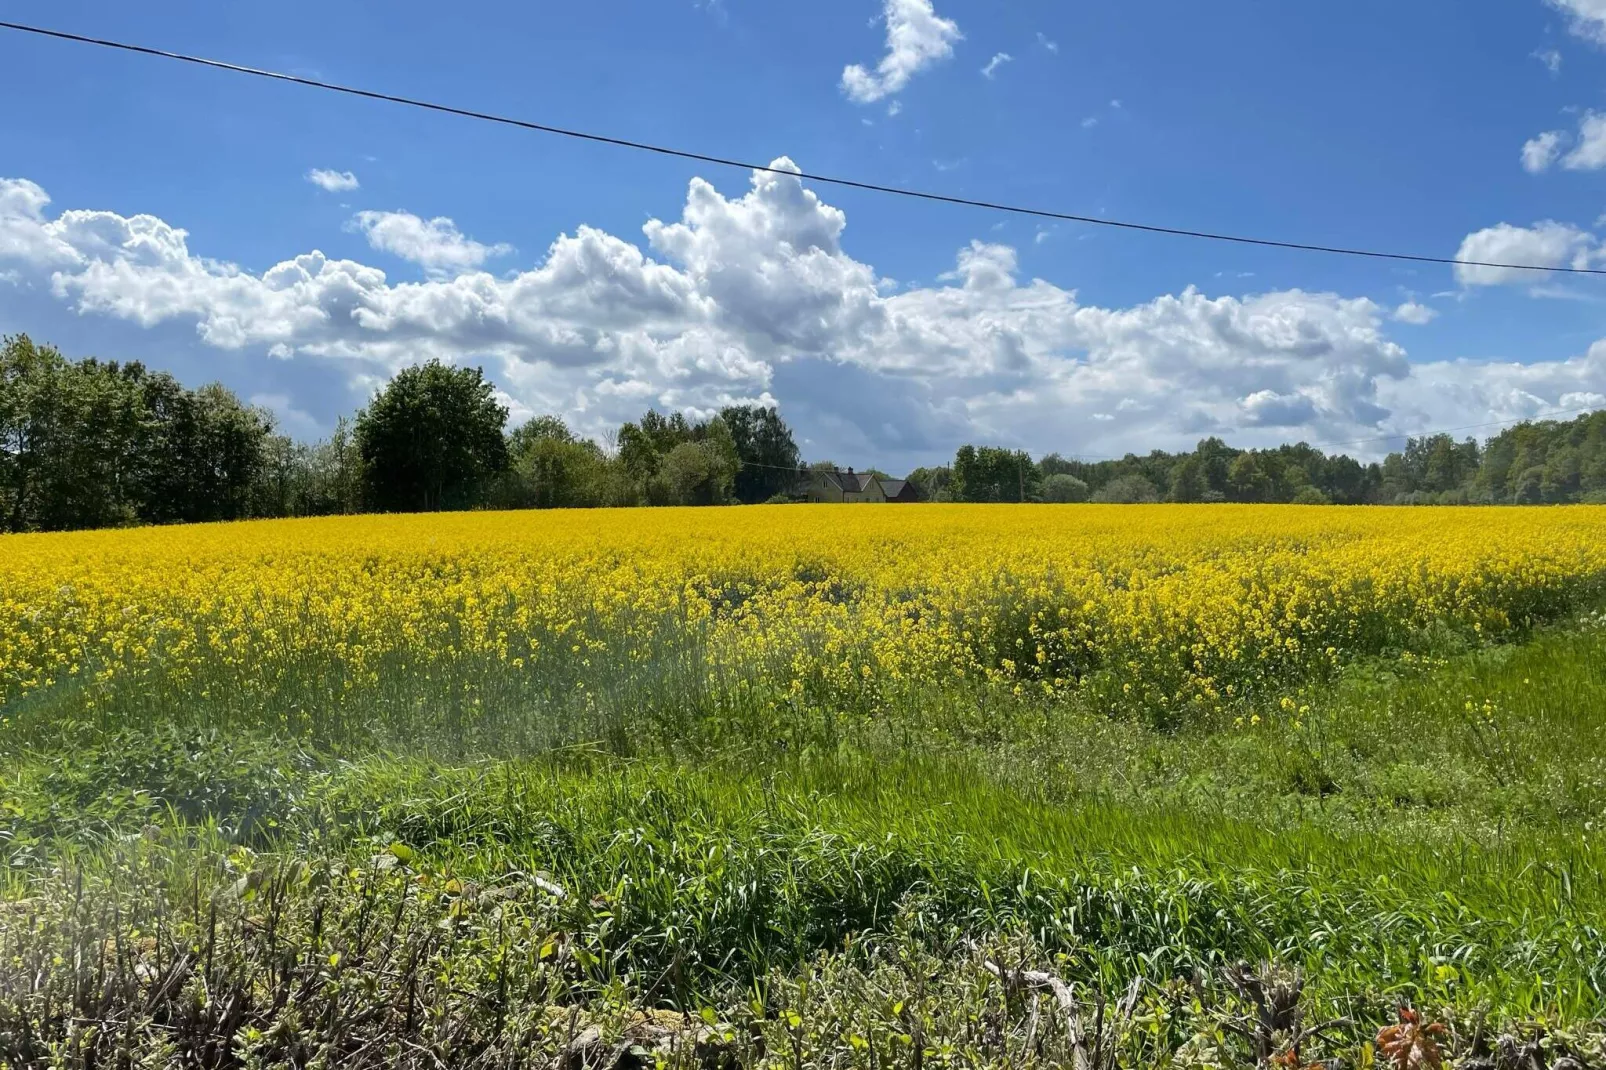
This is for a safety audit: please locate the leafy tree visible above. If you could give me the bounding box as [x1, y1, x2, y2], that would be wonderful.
[1512, 465, 1547, 505]
[301, 417, 366, 515]
[905, 465, 952, 501]
[1, 338, 136, 531]
[1091, 474, 1160, 504]
[1037, 452, 1079, 478]
[1042, 473, 1089, 503]
[1193, 437, 1235, 497]
[355, 361, 509, 512]
[720, 405, 802, 503]
[1, 336, 278, 531]
[497, 416, 608, 509]
[1291, 485, 1331, 505]
[952, 445, 1040, 502]
[1227, 453, 1271, 503]
[660, 418, 739, 505]
[1167, 457, 1208, 502]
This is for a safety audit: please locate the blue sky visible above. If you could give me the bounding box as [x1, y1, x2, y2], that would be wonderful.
[3, 0, 1606, 471]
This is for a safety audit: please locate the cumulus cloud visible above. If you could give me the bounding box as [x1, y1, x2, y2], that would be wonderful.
[1522, 130, 1567, 173]
[981, 52, 1011, 78]
[1563, 111, 1606, 169]
[349, 210, 513, 275]
[3, 167, 1605, 465]
[841, 0, 962, 104]
[1548, 0, 1606, 43]
[1453, 221, 1596, 286]
[1036, 32, 1059, 53]
[305, 169, 360, 193]
[1393, 301, 1438, 325]
[1522, 111, 1606, 173]
[1534, 47, 1564, 72]
[1375, 342, 1606, 435]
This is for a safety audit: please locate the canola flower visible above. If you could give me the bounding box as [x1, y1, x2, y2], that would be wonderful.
[1, 504, 1604, 743]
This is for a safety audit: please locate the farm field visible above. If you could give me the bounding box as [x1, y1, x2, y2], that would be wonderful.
[3, 504, 1606, 1067]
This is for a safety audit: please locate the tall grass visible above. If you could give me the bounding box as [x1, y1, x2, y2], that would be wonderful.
[5, 623, 1606, 1033]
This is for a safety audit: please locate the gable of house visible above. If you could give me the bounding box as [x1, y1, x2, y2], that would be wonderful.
[879, 479, 918, 502]
[806, 469, 918, 503]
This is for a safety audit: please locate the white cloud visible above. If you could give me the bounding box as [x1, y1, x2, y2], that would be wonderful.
[981, 52, 1012, 78]
[1534, 47, 1564, 72]
[1036, 32, 1059, 53]
[1453, 221, 1596, 286]
[1522, 130, 1567, 172]
[0, 178, 80, 267]
[305, 169, 360, 193]
[1518, 112, 1606, 173]
[1392, 301, 1438, 325]
[841, 0, 962, 104]
[1548, 0, 1606, 43]
[1563, 111, 1606, 169]
[249, 392, 321, 438]
[349, 210, 513, 275]
[1081, 116, 1099, 129]
[1374, 344, 1606, 439]
[4, 167, 1606, 465]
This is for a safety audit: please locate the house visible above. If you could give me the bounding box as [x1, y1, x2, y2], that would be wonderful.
[806, 468, 918, 503]
[878, 479, 920, 503]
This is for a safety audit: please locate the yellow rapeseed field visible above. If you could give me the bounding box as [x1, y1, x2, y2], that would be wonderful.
[2, 505, 1605, 738]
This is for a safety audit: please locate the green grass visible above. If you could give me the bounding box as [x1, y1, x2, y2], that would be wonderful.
[3, 616, 1606, 1065]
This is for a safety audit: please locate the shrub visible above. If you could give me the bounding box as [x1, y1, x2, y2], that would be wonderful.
[1042, 473, 1090, 503]
[1290, 486, 1331, 505]
[1091, 475, 1160, 504]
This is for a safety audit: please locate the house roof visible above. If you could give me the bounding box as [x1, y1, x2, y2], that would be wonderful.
[813, 469, 921, 497]
[817, 468, 872, 493]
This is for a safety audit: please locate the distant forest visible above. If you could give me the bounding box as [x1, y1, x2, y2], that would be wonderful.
[912, 414, 1606, 506]
[3, 333, 1604, 533]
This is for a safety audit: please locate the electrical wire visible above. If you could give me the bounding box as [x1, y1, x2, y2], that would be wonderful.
[3, 19, 1605, 276]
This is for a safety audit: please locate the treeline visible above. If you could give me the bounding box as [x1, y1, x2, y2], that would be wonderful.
[1, 335, 801, 533]
[910, 414, 1606, 505]
[7, 333, 1606, 533]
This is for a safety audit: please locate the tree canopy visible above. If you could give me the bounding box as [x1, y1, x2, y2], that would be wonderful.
[355, 361, 509, 512]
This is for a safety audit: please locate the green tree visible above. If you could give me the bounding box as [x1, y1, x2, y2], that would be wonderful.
[1193, 437, 1235, 497]
[1291, 485, 1331, 505]
[355, 361, 509, 512]
[952, 445, 1039, 502]
[1227, 453, 1271, 503]
[497, 416, 608, 509]
[1167, 456, 1208, 502]
[1091, 474, 1160, 503]
[660, 419, 739, 505]
[1042, 473, 1089, 503]
[300, 417, 366, 515]
[720, 405, 802, 503]
[905, 465, 952, 501]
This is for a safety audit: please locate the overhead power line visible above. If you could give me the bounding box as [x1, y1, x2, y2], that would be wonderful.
[4, 20, 1605, 277]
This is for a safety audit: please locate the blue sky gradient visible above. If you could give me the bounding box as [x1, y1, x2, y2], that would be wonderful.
[3, 0, 1606, 470]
